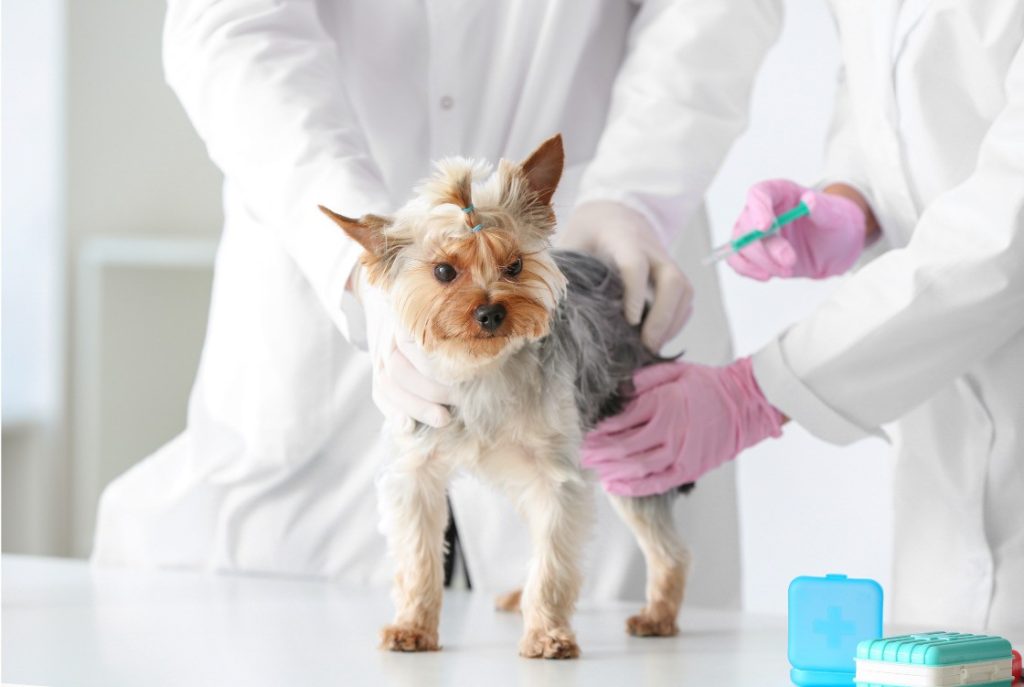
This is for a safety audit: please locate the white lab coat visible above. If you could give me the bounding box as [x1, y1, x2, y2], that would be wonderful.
[92, 0, 782, 605]
[753, 0, 1024, 631]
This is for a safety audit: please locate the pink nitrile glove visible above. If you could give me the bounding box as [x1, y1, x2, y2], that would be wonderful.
[726, 179, 867, 281]
[581, 358, 784, 497]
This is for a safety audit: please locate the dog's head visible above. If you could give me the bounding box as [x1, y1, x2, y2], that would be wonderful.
[321, 134, 568, 370]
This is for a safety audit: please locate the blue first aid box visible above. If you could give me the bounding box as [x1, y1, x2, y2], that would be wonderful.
[789, 574, 884, 686]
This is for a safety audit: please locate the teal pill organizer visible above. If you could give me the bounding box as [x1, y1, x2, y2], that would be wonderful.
[855, 632, 1013, 687]
[789, 574, 884, 686]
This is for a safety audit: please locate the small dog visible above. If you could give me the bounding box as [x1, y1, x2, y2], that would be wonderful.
[321, 134, 691, 659]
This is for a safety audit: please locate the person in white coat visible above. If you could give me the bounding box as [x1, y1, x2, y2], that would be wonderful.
[583, 0, 1024, 631]
[92, 0, 783, 604]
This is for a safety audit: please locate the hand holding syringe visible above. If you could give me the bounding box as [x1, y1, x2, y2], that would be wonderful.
[706, 180, 871, 279]
[703, 201, 810, 265]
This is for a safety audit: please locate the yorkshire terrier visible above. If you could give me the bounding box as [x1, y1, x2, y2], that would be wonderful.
[320, 134, 691, 659]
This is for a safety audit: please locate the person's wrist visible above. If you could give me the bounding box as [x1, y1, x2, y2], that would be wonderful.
[568, 199, 663, 247]
[822, 182, 879, 242]
[725, 357, 785, 450]
[569, 200, 646, 230]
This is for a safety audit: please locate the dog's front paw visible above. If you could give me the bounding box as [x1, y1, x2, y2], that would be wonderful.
[519, 627, 580, 659]
[626, 611, 678, 637]
[494, 588, 522, 613]
[380, 624, 440, 652]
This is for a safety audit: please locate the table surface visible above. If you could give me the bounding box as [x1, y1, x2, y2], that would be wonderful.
[3, 556, 1019, 687]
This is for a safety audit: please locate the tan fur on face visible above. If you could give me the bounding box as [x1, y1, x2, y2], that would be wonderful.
[323, 136, 569, 367]
[391, 228, 562, 361]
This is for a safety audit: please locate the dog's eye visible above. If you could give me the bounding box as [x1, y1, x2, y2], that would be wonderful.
[504, 257, 523, 278]
[434, 263, 457, 283]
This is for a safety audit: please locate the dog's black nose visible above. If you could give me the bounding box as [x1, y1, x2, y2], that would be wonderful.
[473, 303, 506, 332]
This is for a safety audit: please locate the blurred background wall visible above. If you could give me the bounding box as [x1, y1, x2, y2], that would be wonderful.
[2, 0, 68, 555]
[2, 0, 222, 557]
[1, 0, 892, 615]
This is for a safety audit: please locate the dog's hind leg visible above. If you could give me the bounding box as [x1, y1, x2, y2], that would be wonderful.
[494, 588, 522, 612]
[515, 472, 591, 659]
[377, 453, 452, 652]
[608, 493, 689, 637]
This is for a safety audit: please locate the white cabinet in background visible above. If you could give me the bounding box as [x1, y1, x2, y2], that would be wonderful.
[72, 237, 216, 557]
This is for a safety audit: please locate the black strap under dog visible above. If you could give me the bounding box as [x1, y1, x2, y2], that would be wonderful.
[443, 498, 471, 589]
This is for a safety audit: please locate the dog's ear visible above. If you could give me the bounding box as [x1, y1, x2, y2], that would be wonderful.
[520, 134, 564, 207]
[320, 206, 405, 283]
[319, 205, 392, 256]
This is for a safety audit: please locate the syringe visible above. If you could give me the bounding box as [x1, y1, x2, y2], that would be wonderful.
[703, 200, 810, 265]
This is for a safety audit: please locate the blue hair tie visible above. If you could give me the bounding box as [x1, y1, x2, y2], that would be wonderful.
[470, 223, 483, 233]
[462, 204, 475, 214]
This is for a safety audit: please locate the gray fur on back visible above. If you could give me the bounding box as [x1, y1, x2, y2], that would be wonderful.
[433, 249, 693, 495]
[539, 250, 665, 430]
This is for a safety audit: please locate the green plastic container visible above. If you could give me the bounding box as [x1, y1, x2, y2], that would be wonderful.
[855, 632, 1013, 687]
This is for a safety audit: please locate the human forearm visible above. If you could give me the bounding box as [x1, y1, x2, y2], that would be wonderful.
[576, 0, 782, 244]
[165, 0, 390, 339]
[755, 55, 1024, 440]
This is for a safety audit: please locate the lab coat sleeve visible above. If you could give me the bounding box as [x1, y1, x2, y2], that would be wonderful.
[819, 67, 873, 203]
[575, 0, 783, 245]
[163, 0, 389, 345]
[819, 66, 890, 262]
[753, 44, 1024, 444]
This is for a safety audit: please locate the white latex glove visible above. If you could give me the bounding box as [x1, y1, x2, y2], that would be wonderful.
[355, 269, 453, 430]
[559, 201, 693, 351]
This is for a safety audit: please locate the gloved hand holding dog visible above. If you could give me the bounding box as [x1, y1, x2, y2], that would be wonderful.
[581, 358, 785, 497]
[356, 268, 453, 429]
[560, 201, 693, 351]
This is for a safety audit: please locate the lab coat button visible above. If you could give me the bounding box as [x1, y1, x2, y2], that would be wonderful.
[440, 95, 454, 110]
